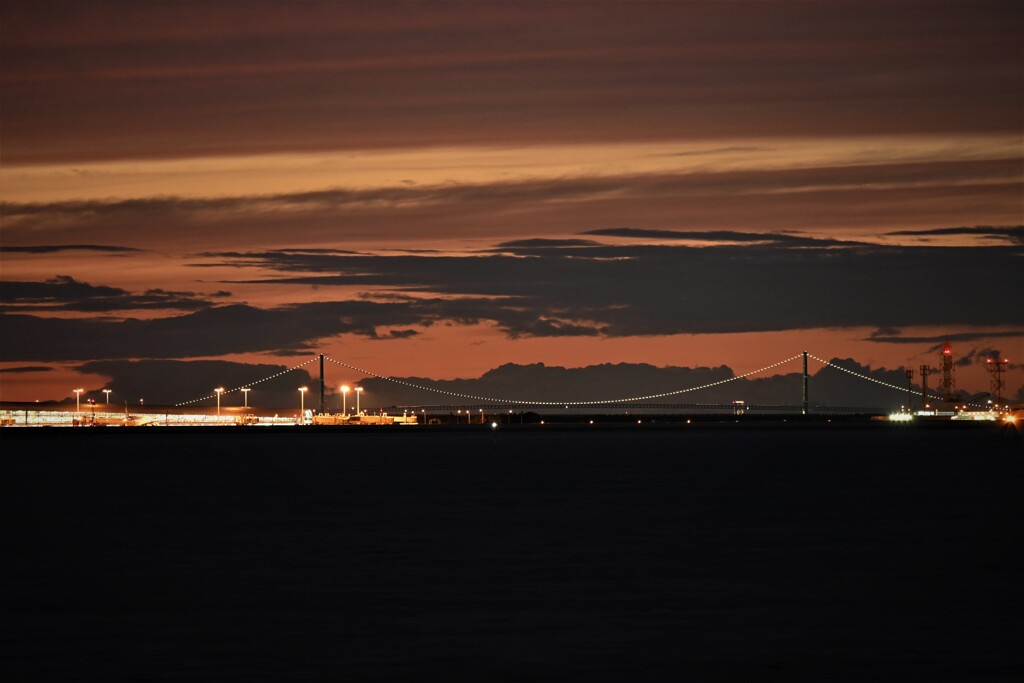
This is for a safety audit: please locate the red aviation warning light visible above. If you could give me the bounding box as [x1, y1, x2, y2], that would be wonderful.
[986, 355, 1010, 404]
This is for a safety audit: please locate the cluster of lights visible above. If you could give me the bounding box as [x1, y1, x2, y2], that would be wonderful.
[810, 354, 990, 410]
[148, 350, 1003, 415]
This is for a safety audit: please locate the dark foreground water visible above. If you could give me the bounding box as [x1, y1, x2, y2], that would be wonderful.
[4, 422, 1022, 682]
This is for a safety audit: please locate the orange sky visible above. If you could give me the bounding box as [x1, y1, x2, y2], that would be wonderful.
[1, 1, 1021, 406]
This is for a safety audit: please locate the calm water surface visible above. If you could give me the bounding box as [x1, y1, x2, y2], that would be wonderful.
[5, 424, 1022, 681]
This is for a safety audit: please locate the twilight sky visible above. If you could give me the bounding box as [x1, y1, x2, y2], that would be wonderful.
[1, 0, 1021, 409]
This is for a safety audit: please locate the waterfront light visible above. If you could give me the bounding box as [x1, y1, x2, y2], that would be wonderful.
[355, 386, 363, 415]
[103, 389, 112, 404]
[215, 387, 225, 420]
[299, 386, 308, 424]
[241, 387, 250, 407]
[341, 385, 350, 415]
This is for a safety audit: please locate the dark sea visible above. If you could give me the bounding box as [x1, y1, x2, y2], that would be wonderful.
[4, 422, 1022, 682]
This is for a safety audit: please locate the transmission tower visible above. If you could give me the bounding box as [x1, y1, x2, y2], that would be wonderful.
[938, 342, 957, 401]
[986, 355, 1010, 405]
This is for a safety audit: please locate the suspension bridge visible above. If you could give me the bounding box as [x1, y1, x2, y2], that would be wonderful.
[170, 350, 992, 416]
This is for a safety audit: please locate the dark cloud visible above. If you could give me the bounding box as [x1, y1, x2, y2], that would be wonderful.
[581, 228, 865, 247]
[0, 298, 497, 362]
[955, 347, 1023, 371]
[5, 236, 1018, 364]
[884, 226, 1024, 244]
[0, 275, 220, 313]
[0, 365, 54, 374]
[494, 239, 603, 249]
[867, 330, 1024, 344]
[198, 240, 1022, 337]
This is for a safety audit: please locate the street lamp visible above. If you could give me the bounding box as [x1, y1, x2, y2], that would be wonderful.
[299, 386, 308, 425]
[341, 385, 350, 415]
[215, 387, 225, 421]
[241, 387, 250, 408]
[73, 388, 84, 422]
[355, 387, 363, 415]
[103, 389, 112, 405]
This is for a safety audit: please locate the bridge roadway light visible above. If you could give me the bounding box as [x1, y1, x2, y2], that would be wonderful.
[355, 387, 363, 415]
[215, 387, 225, 421]
[299, 387, 308, 425]
[241, 387, 250, 408]
[341, 385, 350, 415]
[73, 388, 84, 422]
[103, 389, 112, 405]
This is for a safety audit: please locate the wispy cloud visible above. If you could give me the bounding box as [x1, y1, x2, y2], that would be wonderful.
[0, 244, 143, 254]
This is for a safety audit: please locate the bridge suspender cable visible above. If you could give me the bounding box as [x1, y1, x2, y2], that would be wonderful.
[171, 351, 988, 410]
[174, 356, 321, 407]
[324, 354, 805, 406]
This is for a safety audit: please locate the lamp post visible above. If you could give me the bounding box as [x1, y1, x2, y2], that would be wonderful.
[341, 385, 350, 415]
[355, 387, 363, 415]
[479, 408, 484, 424]
[73, 388, 84, 423]
[103, 389, 112, 405]
[241, 387, 250, 408]
[215, 387, 225, 421]
[299, 386, 308, 425]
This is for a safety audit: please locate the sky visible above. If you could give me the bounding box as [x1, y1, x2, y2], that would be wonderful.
[1, 0, 1022, 410]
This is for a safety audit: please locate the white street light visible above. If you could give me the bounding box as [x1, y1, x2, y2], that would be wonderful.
[215, 387, 225, 421]
[103, 389, 112, 404]
[299, 386, 308, 425]
[341, 385, 350, 415]
[355, 387, 363, 415]
[241, 387, 251, 407]
[73, 388, 84, 421]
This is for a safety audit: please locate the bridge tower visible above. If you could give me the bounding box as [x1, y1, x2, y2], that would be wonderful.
[319, 354, 325, 414]
[986, 354, 1009, 405]
[938, 342, 957, 401]
[801, 351, 808, 415]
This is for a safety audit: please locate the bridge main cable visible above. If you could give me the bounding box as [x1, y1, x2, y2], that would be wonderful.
[174, 356, 321, 407]
[325, 354, 804, 406]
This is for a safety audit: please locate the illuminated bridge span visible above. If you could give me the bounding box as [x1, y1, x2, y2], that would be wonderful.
[175, 351, 985, 413]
